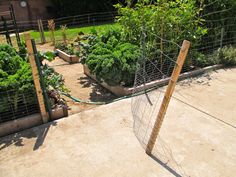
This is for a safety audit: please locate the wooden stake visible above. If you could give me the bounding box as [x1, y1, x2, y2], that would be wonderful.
[24, 33, 49, 123]
[146, 40, 191, 155]
[40, 19, 46, 44]
[37, 19, 46, 44]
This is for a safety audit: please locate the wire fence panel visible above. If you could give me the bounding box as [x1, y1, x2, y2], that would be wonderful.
[0, 89, 40, 124]
[0, 53, 41, 124]
[15, 11, 117, 32]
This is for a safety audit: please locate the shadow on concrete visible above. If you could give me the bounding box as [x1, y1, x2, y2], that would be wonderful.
[150, 154, 183, 177]
[0, 121, 57, 151]
[79, 76, 116, 102]
[33, 121, 57, 151]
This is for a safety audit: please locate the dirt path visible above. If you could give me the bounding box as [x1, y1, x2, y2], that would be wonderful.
[36, 43, 116, 115]
[45, 57, 116, 115]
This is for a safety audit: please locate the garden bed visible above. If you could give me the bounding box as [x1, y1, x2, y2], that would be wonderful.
[83, 64, 223, 96]
[0, 106, 68, 137]
[51, 106, 68, 120]
[56, 49, 80, 64]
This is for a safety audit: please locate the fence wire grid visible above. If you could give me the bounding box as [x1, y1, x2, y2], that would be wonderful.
[0, 53, 42, 124]
[131, 3, 236, 176]
[0, 89, 39, 124]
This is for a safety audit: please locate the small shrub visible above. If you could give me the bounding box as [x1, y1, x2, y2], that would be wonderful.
[219, 46, 236, 66]
[60, 25, 67, 45]
[192, 51, 219, 68]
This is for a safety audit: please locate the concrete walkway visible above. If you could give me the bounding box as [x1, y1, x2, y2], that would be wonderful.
[0, 68, 236, 177]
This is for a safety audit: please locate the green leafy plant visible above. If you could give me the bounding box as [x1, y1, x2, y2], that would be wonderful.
[55, 42, 77, 55]
[115, 0, 207, 60]
[42, 64, 69, 92]
[82, 29, 141, 86]
[191, 51, 219, 68]
[0, 44, 67, 114]
[219, 46, 236, 66]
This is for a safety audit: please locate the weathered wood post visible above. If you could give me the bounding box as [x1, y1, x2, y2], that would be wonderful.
[37, 19, 46, 44]
[24, 33, 49, 123]
[220, 27, 224, 49]
[48, 19, 55, 46]
[146, 40, 191, 155]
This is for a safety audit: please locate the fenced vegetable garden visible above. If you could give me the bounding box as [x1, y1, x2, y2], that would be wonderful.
[0, 33, 69, 136]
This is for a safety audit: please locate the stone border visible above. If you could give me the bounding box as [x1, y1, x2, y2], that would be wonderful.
[56, 49, 80, 64]
[83, 64, 224, 96]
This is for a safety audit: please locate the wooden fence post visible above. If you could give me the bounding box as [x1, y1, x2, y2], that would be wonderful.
[24, 33, 49, 123]
[220, 27, 224, 49]
[146, 40, 191, 155]
[37, 19, 46, 44]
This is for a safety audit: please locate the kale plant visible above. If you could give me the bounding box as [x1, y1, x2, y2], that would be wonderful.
[82, 29, 141, 86]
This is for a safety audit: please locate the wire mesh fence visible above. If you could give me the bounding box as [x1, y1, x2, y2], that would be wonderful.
[15, 11, 117, 32]
[130, 2, 236, 176]
[0, 51, 41, 124]
[0, 89, 39, 124]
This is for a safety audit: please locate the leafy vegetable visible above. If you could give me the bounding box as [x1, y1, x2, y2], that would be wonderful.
[81, 29, 141, 86]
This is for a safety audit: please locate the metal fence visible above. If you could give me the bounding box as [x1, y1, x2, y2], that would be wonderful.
[15, 11, 117, 31]
[0, 89, 40, 124]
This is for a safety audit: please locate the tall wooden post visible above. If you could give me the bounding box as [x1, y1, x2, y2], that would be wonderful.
[146, 40, 191, 155]
[220, 27, 224, 49]
[24, 33, 49, 123]
[37, 19, 46, 44]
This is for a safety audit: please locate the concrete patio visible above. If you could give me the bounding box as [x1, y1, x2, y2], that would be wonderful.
[0, 68, 236, 177]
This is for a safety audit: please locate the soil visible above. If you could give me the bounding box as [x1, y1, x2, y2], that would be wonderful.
[42, 55, 116, 115]
[37, 43, 116, 115]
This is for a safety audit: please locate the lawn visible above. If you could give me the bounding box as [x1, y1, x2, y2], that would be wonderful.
[29, 23, 119, 44]
[0, 23, 118, 46]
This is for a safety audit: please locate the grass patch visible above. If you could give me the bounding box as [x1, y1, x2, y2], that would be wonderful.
[0, 23, 118, 47]
[29, 23, 119, 43]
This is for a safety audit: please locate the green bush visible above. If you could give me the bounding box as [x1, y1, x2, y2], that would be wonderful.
[82, 29, 141, 86]
[115, 0, 207, 60]
[192, 51, 219, 68]
[219, 46, 236, 66]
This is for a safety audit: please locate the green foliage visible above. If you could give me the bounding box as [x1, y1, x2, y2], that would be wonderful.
[55, 42, 77, 55]
[219, 46, 236, 66]
[0, 45, 32, 92]
[115, 0, 207, 60]
[198, 0, 236, 50]
[0, 44, 34, 113]
[192, 51, 219, 68]
[42, 64, 69, 92]
[0, 44, 67, 113]
[38, 51, 56, 65]
[18, 41, 27, 59]
[83, 29, 141, 86]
